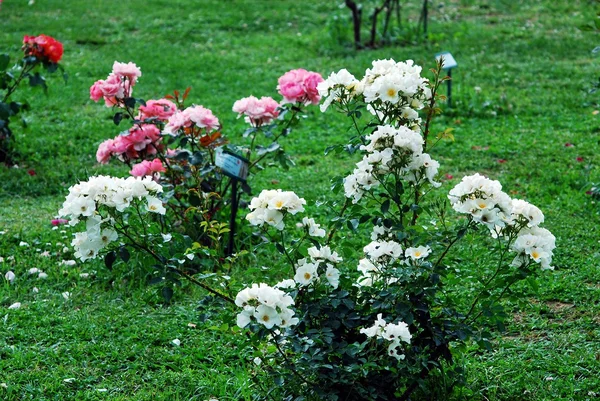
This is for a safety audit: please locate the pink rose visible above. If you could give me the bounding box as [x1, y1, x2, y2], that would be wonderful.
[112, 61, 142, 84]
[129, 158, 166, 178]
[186, 105, 220, 131]
[277, 68, 324, 105]
[138, 99, 177, 121]
[164, 110, 189, 134]
[90, 80, 105, 102]
[233, 95, 280, 127]
[96, 138, 117, 164]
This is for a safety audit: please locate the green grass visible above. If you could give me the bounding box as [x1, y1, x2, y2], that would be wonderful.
[1, 0, 600, 399]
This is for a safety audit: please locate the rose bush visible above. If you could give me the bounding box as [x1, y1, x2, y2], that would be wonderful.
[58, 57, 556, 399]
[1, 34, 65, 163]
[232, 59, 556, 400]
[60, 61, 323, 295]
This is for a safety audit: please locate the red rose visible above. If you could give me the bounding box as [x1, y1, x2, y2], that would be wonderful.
[22, 34, 64, 63]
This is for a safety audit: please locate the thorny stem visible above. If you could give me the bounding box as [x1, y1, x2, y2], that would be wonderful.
[249, 107, 299, 170]
[116, 226, 236, 305]
[2, 62, 36, 103]
[433, 219, 474, 269]
[326, 198, 350, 246]
[408, 62, 444, 226]
[273, 333, 316, 388]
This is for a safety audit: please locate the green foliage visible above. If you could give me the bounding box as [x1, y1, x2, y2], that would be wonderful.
[0, 1, 599, 400]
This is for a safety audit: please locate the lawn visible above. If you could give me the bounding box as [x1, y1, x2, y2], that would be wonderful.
[1, 0, 599, 400]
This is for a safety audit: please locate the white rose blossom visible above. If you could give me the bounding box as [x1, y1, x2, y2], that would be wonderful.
[235, 283, 298, 329]
[59, 175, 165, 261]
[360, 314, 411, 361]
[246, 189, 306, 231]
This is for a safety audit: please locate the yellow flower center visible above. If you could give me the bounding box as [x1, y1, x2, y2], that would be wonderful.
[414, 251, 422, 257]
[531, 251, 540, 259]
[387, 88, 397, 97]
[262, 315, 270, 322]
[275, 200, 284, 208]
[304, 272, 311, 280]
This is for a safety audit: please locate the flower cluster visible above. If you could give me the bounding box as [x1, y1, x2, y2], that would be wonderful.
[277, 68, 323, 105]
[58, 175, 165, 261]
[22, 34, 64, 64]
[138, 98, 178, 122]
[235, 283, 298, 329]
[360, 314, 412, 361]
[317, 69, 362, 112]
[232, 96, 280, 127]
[246, 189, 306, 230]
[511, 227, 556, 270]
[90, 61, 142, 107]
[344, 125, 440, 203]
[299, 217, 326, 238]
[449, 174, 555, 268]
[357, 239, 403, 287]
[96, 124, 162, 164]
[164, 105, 220, 135]
[129, 158, 166, 178]
[318, 59, 430, 128]
[448, 174, 513, 229]
[362, 59, 430, 109]
[290, 245, 343, 289]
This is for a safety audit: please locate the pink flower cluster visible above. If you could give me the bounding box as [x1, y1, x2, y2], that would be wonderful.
[90, 61, 142, 107]
[130, 158, 166, 178]
[96, 124, 162, 164]
[138, 98, 178, 122]
[277, 69, 323, 105]
[232, 96, 280, 127]
[164, 105, 220, 135]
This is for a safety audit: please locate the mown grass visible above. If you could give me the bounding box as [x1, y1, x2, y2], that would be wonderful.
[1, 0, 599, 400]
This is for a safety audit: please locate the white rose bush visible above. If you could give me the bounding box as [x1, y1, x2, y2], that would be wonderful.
[231, 59, 556, 400]
[58, 58, 557, 400]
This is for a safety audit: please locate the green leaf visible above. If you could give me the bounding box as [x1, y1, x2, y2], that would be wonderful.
[0, 103, 11, 120]
[266, 142, 280, 152]
[380, 199, 390, 214]
[148, 276, 164, 285]
[0, 54, 9, 71]
[119, 246, 130, 263]
[104, 251, 117, 270]
[190, 151, 204, 166]
[113, 112, 123, 126]
[347, 218, 359, 231]
[123, 97, 136, 109]
[162, 286, 174, 303]
[28, 72, 47, 92]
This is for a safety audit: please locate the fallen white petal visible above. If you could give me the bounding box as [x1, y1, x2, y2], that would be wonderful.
[172, 339, 181, 346]
[8, 302, 21, 309]
[5, 271, 15, 283]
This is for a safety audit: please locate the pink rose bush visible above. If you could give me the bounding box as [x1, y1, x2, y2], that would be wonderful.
[60, 62, 323, 280]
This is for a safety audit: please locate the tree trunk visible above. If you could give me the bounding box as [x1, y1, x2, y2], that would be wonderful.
[368, 0, 392, 47]
[345, 0, 362, 48]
